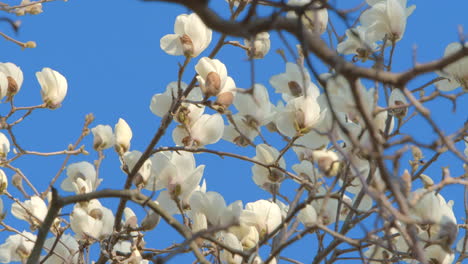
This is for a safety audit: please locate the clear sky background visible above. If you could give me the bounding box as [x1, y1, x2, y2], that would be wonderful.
[0, 0, 467, 263]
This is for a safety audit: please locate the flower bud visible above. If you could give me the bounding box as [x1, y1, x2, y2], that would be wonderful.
[0, 132, 9, 158]
[114, 118, 132, 155]
[91, 125, 114, 151]
[311, 150, 341, 177]
[389, 88, 408, 118]
[141, 210, 160, 231]
[24, 41, 36, 49]
[36, 67, 68, 108]
[0, 169, 7, 194]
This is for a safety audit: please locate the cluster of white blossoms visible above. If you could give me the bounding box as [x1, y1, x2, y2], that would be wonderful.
[0, 0, 466, 263]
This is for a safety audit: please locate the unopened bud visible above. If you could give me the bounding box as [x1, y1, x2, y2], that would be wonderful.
[204, 72, 221, 97]
[141, 211, 160, 231]
[420, 174, 434, 188]
[0, 170, 7, 194]
[179, 34, 194, 57]
[12, 173, 22, 189]
[401, 169, 412, 197]
[24, 41, 36, 49]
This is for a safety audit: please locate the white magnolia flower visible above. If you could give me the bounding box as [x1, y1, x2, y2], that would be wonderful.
[298, 204, 317, 227]
[313, 187, 352, 225]
[275, 93, 323, 137]
[61, 161, 101, 194]
[70, 201, 114, 241]
[388, 88, 408, 118]
[292, 160, 322, 183]
[11, 195, 48, 228]
[222, 114, 259, 146]
[409, 189, 457, 238]
[0, 132, 10, 158]
[115, 118, 133, 155]
[15, 0, 43, 16]
[150, 82, 205, 124]
[150, 151, 204, 205]
[310, 150, 341, 177]
[91, 124, 114, 151]
[234, 84, 274, 126]
[240, 199, 282, 239]
[244, 32, 270, 59]
[269, 62, 312, 101]
[436, 42, 468, 92]
[160, 13, 212, 57]
[189, 191, 226, 226]
[111, 240, 148, 264]
[173, 113, 224, 147]
[122, 151, 153, 189]
[337, 26, 378, 59]
[252, 144, 286, 191]
[219, 232, 243, 264]
[360, 0, 416, 42]
[0, 231, 36, 263]
[36, 67, 68, 108]
[0, 169, 7, 194]
[42, 234, 79, 264]
[0, 62, 23, 101]
[195, 57, 236, 106]
[286, 0, 328, 34]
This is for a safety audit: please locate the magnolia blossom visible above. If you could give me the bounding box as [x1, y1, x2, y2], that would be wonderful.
[115, 118, 132, 154]
[61, 161, 101, 194]
[409, 188, 457, 238]
[251, 144, 286, 191]
[310, 150, 341, 177]
[91, 124, 114, 150]
[122, 151, 153, 189]
[234, 84, 274, 126]
[298, 204, 317, 227]
[292, 160, 321, 183]
[173, 113, 224, 147]
[313, 187, 352, 225]
[111, 240, 149, 264]
[337, 26, 378, 59]
[0, 62, 23, 101]
[361, 0, 416, 42]
[150, 151, 204, 205]
[36, 67, 68, 108]
[42, 234, 79, 264]
[150, 82, 205, 124]
[222, 114, 259, 146]
[275, 93, 323, 137]
[269, 62, 312, 101]
[0, 169, 6, 194]
[160, 13, 212, 57]
[240, 200, 282, 239]
[0, 132, 10, 158]
[286, 0, 328, 34]
[244, 32, 270, 59]
[0, 231, 36, 263]
[70, 200, 114, 241]
[195, 57, 236, 107]
[11, 195, 48, 229]
[219, 232, 243, 264]
[190, 191, 242, 228]
[436, 42, 468, 92]
[388, 88, 408, 118]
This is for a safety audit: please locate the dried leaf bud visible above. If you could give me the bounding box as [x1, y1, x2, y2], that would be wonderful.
[288, 81, 303, 97]
[179, 34, 194, 57]
[24, 41, 36, 49]
[204, 72, 221, 97]
[12, 173, 23, 189]
[401, 169, 412, 197]
[411, 146, 424, 161]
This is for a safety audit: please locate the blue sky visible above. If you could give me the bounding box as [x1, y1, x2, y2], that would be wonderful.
[0, 0, 467, 263]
